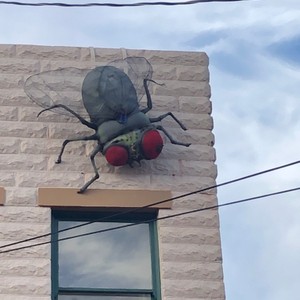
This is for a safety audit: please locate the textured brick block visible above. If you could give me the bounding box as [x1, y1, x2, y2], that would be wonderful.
[179, 96, 212, 114]
[154, 80, 211, 97]
[162, 262, 223, 280]
[0, 138, 20, 154]
[16, 45, 81, 61]
[163, 279, 225, 298]
[48, 123, 92, 139]
[160, 243, 222, 263]
[16, 171, 84, 188]
[159, 208, 220, 228]
[0, 241, 49, 259]
[126, 49, 209, 66]
[0, 154, 48, 171]
[0, 89, 30, 107]
[160, 144, 216, 162]
[151, 174, 216, 193]
[0, 44, 16, 58]
[0, 106, 18, 121]
[0, 121, 47, 138]
[0, 58, 40, 74]
[5, 187, 37, 206]
[160, 227, 221, 246]
[169, 193, 218, 210]
[0, 275, 50, 295]
[0, 206, 50, 223]
[180, 160, 217, 178]
[0, 74, 24, 89]
[0, 258, 50, 277]
[0, 222, 50, 241]
[0, 172, 15, 187]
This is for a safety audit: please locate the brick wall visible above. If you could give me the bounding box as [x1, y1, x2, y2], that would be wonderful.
[0, 44, 224, 299]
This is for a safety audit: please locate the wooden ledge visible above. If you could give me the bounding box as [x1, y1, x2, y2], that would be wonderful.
[38, 188, 172, 209]
[0, 187, 4, 205]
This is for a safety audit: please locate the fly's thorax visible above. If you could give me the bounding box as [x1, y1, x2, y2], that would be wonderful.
[97, 111, 151, 144]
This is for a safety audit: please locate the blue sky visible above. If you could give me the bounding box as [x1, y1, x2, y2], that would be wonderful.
[1, 0, 300, 299]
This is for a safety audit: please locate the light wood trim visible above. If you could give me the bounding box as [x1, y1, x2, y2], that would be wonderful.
[0, 187, 5, 205]
[38, 188, 172, 209]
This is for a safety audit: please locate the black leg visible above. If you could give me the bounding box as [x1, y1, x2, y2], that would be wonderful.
[149, 112, 187, 131]
[38, 104, 97, 130]
[78, 143, 102, 193]
[56, 134, 98, 164]
[141, 79, 164, 114]
[156, 125, 191, 147]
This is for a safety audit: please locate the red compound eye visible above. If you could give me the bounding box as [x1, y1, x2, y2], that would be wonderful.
[141, 129, 164, 160]
[105, 146, 128, 166]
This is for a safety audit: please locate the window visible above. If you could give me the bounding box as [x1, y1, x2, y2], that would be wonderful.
[51, 210, 161, 300]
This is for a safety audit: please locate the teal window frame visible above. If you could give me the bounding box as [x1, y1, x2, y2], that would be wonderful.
[51, 210, 161, 300]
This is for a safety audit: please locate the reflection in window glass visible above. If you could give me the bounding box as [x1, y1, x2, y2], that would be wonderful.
[58, 221, 152, 290]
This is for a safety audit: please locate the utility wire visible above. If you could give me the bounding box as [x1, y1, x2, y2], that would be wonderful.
[1, 186, 300, 254]
[0, 159, 300, 252]
[0, 0, 248, 8]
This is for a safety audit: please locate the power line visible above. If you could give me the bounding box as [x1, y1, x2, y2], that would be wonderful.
[0, 158, 299, 252]
[1, 186, 300, 254]
[0, 0, 248, 8]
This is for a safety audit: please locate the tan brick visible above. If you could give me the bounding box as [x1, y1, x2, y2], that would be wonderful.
[160, 227, 221, 246]
[163, 279, 225, 298]
[5, 187, 37, 206]
[0, 207, 50, 223]
[0, 258, 50, 277]
[0, 275, 50, 295]
[0, 138, 20, 154]
[0, 58, 40, 74]
[179, 96, 212, 114]
[0, 172, 15, 187]
[0, 121, 47, 138]
[160, 243, 222, 263]
[162, 262, 223, 281]
[126, 49, 209, 66]
[153, 80, 211, 97]
[0, 44, 16, 58]
[16, 45, 81, 61]
[0, 89, 31, 107]
[159, 208, 220, 228]
[16, 171, 84, 188]
[0, 106, 18, 121]
[0, 154, 48, 171]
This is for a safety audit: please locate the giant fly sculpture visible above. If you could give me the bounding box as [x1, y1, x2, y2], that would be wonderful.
[24, 57, 190, 193]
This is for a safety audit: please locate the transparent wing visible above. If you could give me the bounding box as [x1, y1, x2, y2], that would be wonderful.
[24, 67, 91, 119]
[108, 56, 153, 102]
[24, 57, 153, 125]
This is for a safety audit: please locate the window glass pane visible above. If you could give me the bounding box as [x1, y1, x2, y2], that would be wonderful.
[58, 221, 152, 290]
[58, 294, 151, 300]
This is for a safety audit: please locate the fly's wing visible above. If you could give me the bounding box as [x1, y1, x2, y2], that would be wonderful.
[109, 57, 153, 102]
[24, 67, 90, 119]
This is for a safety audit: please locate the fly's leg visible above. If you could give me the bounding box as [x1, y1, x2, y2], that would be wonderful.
[141, 79, 164, 114]
[150, 112, 187, 131]
[78, 143, 102, 194]
[56, 134, 98, 164]
[37, 104, 97, 130]
[156, 125, 191, 147]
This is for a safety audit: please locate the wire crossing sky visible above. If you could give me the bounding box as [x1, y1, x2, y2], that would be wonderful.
[1, 159, 300, 254]
[0, 0, 249, 8]
[1, 185, 300, 254]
